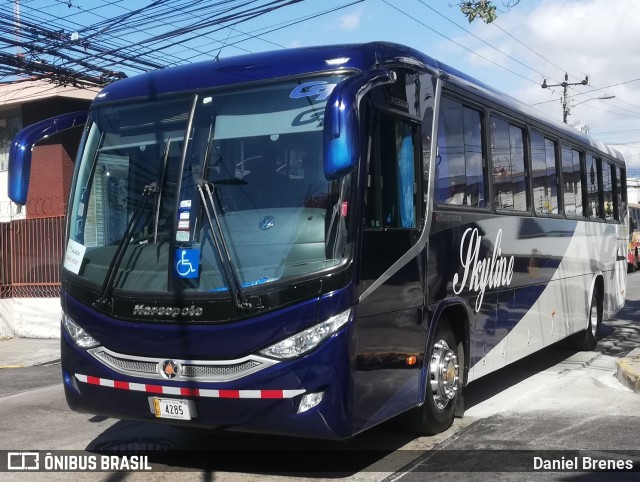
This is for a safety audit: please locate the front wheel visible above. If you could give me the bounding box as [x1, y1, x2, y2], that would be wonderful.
[403, 322, 462, 435]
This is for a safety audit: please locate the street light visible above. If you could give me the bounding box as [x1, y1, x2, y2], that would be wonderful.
[572, 95, 615, 108]
[569, 95, 615, 132]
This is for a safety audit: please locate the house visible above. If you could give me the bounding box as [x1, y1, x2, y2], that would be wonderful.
[0, 79, 97, 338]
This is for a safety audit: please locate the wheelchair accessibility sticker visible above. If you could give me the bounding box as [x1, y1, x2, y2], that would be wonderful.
[174, 248, 200, 278]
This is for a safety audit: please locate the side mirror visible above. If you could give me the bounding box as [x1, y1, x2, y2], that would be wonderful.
[8, 110, 87, 206]
[323, 70, 396, 180]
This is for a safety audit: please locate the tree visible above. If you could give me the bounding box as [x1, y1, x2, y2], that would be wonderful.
[456, 0, 520, 23]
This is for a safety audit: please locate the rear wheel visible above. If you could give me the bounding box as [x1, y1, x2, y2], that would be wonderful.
[570, 289, 601, 351]
[404, 322, 462, 435]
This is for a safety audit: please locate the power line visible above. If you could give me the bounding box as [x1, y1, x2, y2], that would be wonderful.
[416, 0, 563, 85]
[381, 0, 542, 87]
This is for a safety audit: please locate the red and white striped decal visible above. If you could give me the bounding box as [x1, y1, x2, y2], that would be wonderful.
[75, 373, 305, 399]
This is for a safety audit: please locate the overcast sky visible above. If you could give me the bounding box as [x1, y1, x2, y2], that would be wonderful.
[244, 0, 640, 164]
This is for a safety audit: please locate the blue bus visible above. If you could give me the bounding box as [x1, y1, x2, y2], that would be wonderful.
[9, 42, 627, 438]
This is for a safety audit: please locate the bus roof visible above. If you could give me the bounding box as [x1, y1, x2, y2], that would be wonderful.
[93, 41, 624, 163]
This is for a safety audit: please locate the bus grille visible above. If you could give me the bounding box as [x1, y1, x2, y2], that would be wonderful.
[95, 351, 157, 375]
[89, 347, 277, 382]
[181, 361, 261, 377]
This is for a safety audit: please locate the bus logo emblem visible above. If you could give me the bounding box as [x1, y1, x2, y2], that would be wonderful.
[289, 81, 336, 101]
[259, 216, 275, 230]
[452, 228, 515, 313]
[160, 360, 180, 379]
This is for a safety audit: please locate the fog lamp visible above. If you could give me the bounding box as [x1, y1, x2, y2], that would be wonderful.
[298, 391, 325, 414]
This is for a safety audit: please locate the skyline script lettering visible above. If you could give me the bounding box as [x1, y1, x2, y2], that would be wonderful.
[452, 228, 515, 312]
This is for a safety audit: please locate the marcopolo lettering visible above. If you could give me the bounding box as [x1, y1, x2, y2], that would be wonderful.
[452, 227, 515, 312]
[133, 304, 204, 317]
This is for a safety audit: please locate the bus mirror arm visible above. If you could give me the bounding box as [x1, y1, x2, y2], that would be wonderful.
[323, 70, 396, 180]
[8, 110, 88, 206]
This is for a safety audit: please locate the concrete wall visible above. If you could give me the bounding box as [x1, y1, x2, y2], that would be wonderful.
[0, 298, 60, 339]
[0, 171, 26, 223]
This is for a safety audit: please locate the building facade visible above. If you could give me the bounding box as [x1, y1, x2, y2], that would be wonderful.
[0, 80, 96, 338]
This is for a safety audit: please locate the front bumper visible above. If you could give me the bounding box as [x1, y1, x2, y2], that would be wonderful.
[62, 322, 355, 440]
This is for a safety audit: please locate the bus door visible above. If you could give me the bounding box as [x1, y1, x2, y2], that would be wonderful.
[353, 69, 431, 430]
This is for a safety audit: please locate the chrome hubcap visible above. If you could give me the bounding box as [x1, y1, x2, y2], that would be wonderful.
[429, 339, 459, 410]
[589, 300, 598, 338]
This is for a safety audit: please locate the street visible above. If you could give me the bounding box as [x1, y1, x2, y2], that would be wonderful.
[1, 274, 640, 480]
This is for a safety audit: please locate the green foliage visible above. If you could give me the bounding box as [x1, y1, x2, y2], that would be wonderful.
[458, 1, 498, 23]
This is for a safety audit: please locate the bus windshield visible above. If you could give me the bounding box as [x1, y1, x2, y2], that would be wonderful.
[66, 75, 351, 297]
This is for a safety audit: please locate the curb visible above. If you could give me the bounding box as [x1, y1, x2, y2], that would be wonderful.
[616, 347, 640, 394]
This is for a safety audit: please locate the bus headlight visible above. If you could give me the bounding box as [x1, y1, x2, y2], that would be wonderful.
[259, 308, 352, 360]
[62, 313, 100, 349]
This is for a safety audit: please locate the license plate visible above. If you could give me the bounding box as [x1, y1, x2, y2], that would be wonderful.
[152, 397, 192, 420]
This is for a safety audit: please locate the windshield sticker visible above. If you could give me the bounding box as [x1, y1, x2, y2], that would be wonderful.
[64, 239, 86, 275]
[174, 248, 200, 278]
[178, 220, 189, 230]
[176, 231, 189, 242]
[179, 211, 190, 220]
[289, 81, 337, 102]
[452, 228, 514, 312]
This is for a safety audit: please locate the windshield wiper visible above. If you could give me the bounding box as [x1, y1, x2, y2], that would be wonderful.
[94, 182, 159, 310]
[196, 179, 255, 310]
[153, 139, 171, 244]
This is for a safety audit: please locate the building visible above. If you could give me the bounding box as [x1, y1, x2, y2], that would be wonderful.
[0, 80, 97, 338]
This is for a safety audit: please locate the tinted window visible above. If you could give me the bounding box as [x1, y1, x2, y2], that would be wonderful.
[531, 132, 559, 214]
[491, 116, 528, 211]
[587, 156, 602, 219]
[561, 146, 583, 217]
[616, 165, 626, 222]
[436, 98, 485, 207]
[603, 162, 615, 220]
[366, 113, 420, 229]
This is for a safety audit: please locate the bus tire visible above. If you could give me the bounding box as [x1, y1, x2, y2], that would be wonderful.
[570, 289, 601, 351]
[404, 321, 462, 435]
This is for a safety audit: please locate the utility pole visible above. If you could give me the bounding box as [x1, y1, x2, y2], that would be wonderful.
[541, 73, 589, 123]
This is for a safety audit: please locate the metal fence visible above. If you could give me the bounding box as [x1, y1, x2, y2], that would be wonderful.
[0, 215, 64, 298]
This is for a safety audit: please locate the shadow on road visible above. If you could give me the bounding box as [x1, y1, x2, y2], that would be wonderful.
[86, 414, 422, 477]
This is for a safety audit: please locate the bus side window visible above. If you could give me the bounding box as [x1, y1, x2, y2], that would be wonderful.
[587, 155, 603, 219]
[365, 113, 420, 230]
[561, 145, 583, 217]
[436, 98, 485, 207]
[603, 161, 615, 221]
[531, 132, 559, 214]
[616, 165, 626, 221]
[491, 116, 528, 212]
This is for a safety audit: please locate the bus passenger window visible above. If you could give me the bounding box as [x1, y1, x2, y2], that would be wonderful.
[491, 116, 528, 211]
[603, 162, 615, 221]
[587, 156, 602, 219]
[561, 146, 584, 217]
[531, 132, 559, 214]
[616, 165, 626, 221]
[436, 98, 485, 207]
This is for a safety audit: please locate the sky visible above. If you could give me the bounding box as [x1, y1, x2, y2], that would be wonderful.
[219, 0, 640, 164]
[13, 0, 640, 167]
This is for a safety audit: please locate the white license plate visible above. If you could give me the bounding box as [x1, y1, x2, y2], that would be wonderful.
[152, 397, 192, 420]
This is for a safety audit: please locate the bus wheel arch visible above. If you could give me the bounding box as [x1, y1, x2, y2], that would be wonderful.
[571, 275, 603, 351]
[403, 303, 469, 435]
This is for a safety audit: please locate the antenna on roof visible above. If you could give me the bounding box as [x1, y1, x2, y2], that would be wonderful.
[214, 25, 236, 62]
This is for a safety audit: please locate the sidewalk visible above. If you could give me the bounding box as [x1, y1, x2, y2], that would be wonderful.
[0, 337, 60, 368]
[616, 347, 640, 394]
